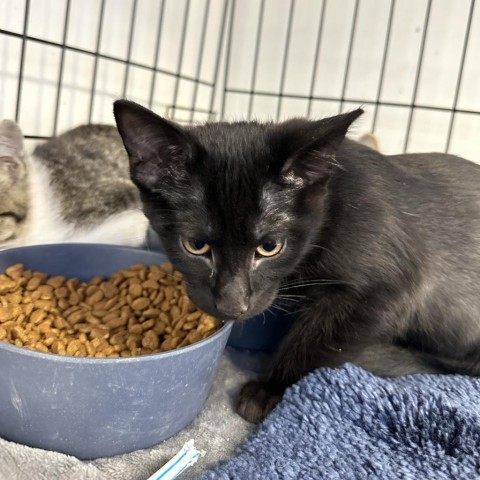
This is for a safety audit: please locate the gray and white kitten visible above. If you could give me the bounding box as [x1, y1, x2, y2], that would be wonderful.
[0, 120, 149, 249]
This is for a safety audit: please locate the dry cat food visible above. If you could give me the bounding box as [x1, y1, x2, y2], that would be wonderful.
[0, 262, 220, 358]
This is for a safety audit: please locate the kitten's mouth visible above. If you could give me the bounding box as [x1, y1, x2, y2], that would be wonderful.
[187, 287, 277, 324]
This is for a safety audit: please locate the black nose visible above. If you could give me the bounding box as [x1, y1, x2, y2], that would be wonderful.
[214, 298, 249, 319]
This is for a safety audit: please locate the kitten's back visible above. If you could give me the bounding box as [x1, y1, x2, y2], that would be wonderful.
[32, 124, 140, 228]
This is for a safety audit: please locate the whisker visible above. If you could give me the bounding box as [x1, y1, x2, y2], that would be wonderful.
[279, 280, 350, 290]
[307, 243, 335, 255]
[276, 294, 307, 299]
[270, 303, 291, 315]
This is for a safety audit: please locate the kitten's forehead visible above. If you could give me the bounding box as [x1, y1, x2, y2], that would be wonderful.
[188, 122, 271, 162]
[183, 122, 295, 242]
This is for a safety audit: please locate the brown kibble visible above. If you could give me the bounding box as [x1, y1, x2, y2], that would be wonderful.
[66, 339, 82, 356]
[161, 263, 174, 274]
[74, 323, 93, 333]
[90, 327, 110, 340]
[26, 276, 42, 291]
[86, 285, 99, 297]
[5, 263, 24, 280]
[142, 279, 159, 290]
[86, 290, 104, 305]
[54, 286, 69, 299]
[11, 325, 27, 342]
[170, 304, 181, 319]
[100, 282, 118, 299]
[186, 311, 202, 322]
[128, 323, 143, 335]
[159, 311, 172, 324]
[57, 298, 69, 310]
[66, 278, 79, 292]
[152, 290, 165, 306]
[164, 287, 175, 300]
[38, 285, 54, 300]
[143, 308, 160, 318]
[74, 345, 87, 357]
[51, 340, 66, 355]
[153, 322, 166, 336]
[13, 309, 25, 323]
[0, 261, 219, 357]
[30, 290, 41, 301]
[86, 313, 101, 325]
[126, 334, 141, 350]
[5, 292, 23, 304]
[186, 330, 203, 345]
[131, 297, 149, 311]
[67, 310, 85, 325]
[52, 317, 65, 330]
[34, 299, 53, 311]
[0, 279, 17, 294]
[160, 300, 171, 312]
[106, 316, 128, 329]
[0, 306, 13, 322]
[103, 297, 118, 311]
[141, 318, 155, 329]
[69, 291, 80, 305]
[47, 275, 66, 288]
[38, 320, 53, 333]
[85, 341, 96, 356]
[89, 275, 104, 286]
[161, 336, 179, 351]
[43, 336, 56, 347]
[128, 283, 143, 298]
[182, 321, 197, 331]
[142, 330, 160, 350]
[198, 314, 217, 331]
[35, 343, 49, 353]
[120, 269, 137, 278]
[109, 331, 128, 345]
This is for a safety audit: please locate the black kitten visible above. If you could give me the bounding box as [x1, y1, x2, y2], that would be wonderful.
[114, 100, 480, 423]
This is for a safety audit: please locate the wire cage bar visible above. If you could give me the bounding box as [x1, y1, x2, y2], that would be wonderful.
[0, 0, 479, 160]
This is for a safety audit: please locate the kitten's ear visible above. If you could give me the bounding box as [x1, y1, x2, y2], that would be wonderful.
[0, 120, 26, 183]
[113, 100, 194, 191]
[280, 108, 363, 185]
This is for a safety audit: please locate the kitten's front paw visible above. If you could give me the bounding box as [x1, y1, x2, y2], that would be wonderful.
[236, 380, 282, 424]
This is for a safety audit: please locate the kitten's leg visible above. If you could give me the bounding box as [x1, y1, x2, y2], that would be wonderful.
[236, 318, 442, 423]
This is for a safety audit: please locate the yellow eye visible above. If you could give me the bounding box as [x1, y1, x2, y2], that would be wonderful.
[256, 241, 283, 257]
[182, 238, 211, 255]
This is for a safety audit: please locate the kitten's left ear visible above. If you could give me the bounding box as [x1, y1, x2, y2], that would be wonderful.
[113, 100, 194, 191]
[280, 108, 363, 185]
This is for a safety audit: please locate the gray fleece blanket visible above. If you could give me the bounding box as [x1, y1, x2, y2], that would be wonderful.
[0, 353, 255, 480]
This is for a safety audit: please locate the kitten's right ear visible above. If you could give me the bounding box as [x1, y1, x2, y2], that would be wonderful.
[0, 120, 26, 183]
[113, 100, 194, 191]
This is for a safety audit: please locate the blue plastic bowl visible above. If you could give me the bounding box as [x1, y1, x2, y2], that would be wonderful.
[0, 244, 232, 459]
[227, 309, 295, 352]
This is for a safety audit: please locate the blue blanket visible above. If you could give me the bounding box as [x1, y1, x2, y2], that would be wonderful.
[197, 364, 480, 479]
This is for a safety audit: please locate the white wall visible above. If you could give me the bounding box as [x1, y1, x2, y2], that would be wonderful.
[1, 0, 479, 161]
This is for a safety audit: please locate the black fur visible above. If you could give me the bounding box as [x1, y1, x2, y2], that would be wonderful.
[114, 100, 480, 423]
